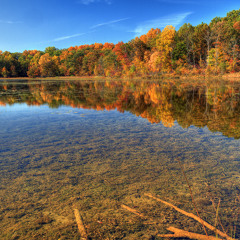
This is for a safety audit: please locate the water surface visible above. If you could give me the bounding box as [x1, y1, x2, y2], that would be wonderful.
[0, 79, 240, 239]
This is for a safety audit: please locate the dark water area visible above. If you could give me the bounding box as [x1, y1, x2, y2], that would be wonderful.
[0, 79, 240, 239]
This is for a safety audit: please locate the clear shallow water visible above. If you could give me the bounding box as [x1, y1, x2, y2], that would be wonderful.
[0, 79, 240, 239]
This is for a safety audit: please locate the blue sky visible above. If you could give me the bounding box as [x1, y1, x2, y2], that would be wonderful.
[0, 0, 239, 52]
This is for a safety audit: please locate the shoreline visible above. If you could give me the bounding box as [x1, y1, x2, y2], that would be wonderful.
[0, 72, 239, 81]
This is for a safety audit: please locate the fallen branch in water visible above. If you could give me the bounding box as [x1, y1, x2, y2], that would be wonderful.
[121, 201, 224, 240]
[158, 226, 223, 240]
[74, 208, 88, 240]
[144, 193, 235, 240]
[121, 204, 146, 218]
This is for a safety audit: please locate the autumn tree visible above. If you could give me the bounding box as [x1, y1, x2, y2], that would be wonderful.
[140, 28, 161, 48]
[39, 53, 59, 77]
[178, 23, 196, 66]
[2, 67, 10, 78]
[155, 25, 176, 73]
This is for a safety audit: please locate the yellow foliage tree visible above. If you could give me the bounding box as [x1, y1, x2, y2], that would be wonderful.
[156, 25, 176, 73]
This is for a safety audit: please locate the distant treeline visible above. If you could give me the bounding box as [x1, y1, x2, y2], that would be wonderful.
[0, 9, 239, 78]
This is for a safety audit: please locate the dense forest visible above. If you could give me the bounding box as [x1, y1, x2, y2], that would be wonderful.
[0, 9, 239, 78]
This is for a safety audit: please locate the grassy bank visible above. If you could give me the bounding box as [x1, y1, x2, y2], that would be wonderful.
[0, 72, 239, 82]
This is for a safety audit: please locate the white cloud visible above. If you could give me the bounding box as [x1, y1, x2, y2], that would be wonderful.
[133, 12, 192, 36]
[90, 17, 129, 29]
[0, 20, 22, 24]
[38, 32, 89, 44]
[77, 0, 112, 5]
[53, 33, 86, 42]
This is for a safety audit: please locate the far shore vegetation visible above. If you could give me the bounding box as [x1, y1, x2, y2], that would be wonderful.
[0, 9, 239, 80]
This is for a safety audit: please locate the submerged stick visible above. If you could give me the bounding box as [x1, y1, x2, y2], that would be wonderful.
[121, 204, 146, 218]
[74, 208, 88, 240]
[205, 183, 227, 236]
[121, 204, 158, 226]
[144, 193, 235, 240]
[158, 227, 223, 240]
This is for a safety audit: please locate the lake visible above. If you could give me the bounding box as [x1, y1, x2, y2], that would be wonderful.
[0, 79, 239, 239]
